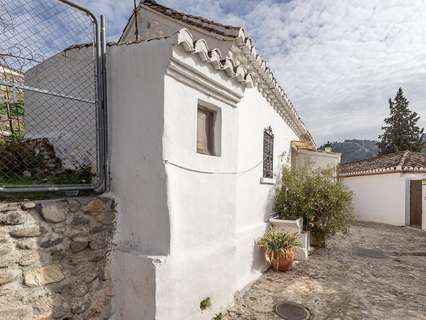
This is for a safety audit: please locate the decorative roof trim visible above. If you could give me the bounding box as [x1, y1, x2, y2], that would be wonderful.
[339, 151, 426, 177]
[166, 57, 243, 108]
[234, 30, 315, 147]
[174, 29, 254, 88]
[339, 167, 426, 178]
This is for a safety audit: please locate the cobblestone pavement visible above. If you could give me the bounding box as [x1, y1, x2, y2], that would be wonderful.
[225, 222, 426, 320]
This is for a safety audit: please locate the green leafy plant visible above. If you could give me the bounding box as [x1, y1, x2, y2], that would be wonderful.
[378, 88, 424, 154]
[200, 297, 211, 311]
[0, 100, 25, 117]
[257, 228, 299, 263]
[213, 312, 223, 320]
[274, 167, 353, 245]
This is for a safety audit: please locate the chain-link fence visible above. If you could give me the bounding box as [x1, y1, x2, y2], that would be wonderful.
[0, 0, 106, 192]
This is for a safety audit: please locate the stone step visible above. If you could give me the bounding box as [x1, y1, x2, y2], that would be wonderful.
[295, 247, 309, 261]
[295, 232, 311, 261]
[297, 231, 311, 252]
[269, 217, 303, 234]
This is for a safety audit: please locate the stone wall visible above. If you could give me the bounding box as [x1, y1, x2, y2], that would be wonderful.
[0, 197, 116, 320]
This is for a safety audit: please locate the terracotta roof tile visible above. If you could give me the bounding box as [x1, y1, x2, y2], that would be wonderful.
[403, 151, 426, 168]
[339, 151, 426, 176]
[141, 0, 241, 38]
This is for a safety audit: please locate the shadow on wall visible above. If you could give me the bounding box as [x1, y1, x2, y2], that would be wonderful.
[0, 197, 116, 319]
[249, 182, 279, 274]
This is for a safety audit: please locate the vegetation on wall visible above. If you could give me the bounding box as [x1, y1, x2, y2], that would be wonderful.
[0, 136, 93, 185]
[199, 297, 211, 311]
[274, 167, 353, 242]
[0, 100, 25, 117]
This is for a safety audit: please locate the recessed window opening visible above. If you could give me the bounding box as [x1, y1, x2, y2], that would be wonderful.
[196, 102, 221, 156]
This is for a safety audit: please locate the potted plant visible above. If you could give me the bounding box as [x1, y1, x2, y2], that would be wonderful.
[258, 228, 300, 272]
[274, 167, 353, 247]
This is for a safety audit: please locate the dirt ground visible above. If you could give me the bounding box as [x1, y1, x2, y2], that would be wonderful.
[225, 222, 426, 320]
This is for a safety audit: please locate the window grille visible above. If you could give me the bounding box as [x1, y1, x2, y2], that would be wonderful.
[263, 126, 274, 178]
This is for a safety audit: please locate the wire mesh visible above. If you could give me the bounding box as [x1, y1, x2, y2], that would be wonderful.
[0, 0, 103, 190]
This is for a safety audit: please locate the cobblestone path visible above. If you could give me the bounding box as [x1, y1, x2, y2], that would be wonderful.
[225, 222, 426, 320]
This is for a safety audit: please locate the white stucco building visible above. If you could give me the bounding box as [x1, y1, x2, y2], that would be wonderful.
[24, 45, 97, 169]
[24, 1, 341, 319]
[339, 151, 426, 231]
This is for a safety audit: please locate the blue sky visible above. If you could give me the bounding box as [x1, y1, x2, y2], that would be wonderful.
[9, 0, 426, 144]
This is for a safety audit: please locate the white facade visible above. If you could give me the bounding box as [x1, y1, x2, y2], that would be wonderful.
[292, 146, 341, 176]
[25, 46, 97, 168]
[341, 173, 426, 230]
[108, 32, 306, 319]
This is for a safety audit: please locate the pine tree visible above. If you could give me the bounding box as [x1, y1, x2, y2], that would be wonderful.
[378, 88, 424, 155]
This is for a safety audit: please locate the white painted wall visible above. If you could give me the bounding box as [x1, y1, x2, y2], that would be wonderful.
[154, 45, 240, 319]
[25, 46, 97, 168]
[235, 87, 298, 289]
[107, 40, 173, 319]
[341, 173, 426, 227]
[150, 42, 304, 318]
[109, 38, 305, 319]
[294, 149, 341, 176]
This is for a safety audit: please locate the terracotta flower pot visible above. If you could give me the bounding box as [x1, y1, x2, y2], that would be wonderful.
[267, 247, 296, 272]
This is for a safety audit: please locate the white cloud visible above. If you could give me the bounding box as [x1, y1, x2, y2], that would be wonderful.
[85, 0, 426, 144]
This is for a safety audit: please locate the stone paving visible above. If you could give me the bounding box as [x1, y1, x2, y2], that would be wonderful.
[225, 222, 426, 320]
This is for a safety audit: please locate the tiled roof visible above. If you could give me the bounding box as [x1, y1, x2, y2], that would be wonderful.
[119, 1, 316, 147]
[339, 151, 426, 177]
[174, 29, 254, 87]
[141, 0, 241, 38]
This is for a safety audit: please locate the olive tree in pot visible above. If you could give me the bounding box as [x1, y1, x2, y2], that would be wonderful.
[258, 228, 300, 271]
[274, 167, 353, 247]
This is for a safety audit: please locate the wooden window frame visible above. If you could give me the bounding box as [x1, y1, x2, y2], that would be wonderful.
[196, 104, 220, 156]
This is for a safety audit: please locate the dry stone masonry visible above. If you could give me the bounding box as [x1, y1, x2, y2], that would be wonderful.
[0, 197, 116, 320]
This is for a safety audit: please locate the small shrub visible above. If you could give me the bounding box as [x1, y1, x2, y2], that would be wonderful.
[274, 167, 353, 242]
[257, 228, 299, 263]
[200, 297, 211, 311]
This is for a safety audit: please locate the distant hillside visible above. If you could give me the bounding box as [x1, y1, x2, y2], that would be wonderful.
[320, 140, 378, 163]
[321, 136, 426, 163]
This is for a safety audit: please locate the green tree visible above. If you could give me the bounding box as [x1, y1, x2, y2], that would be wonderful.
[378, 88, 424, 155]
[274, 167, 353, 245]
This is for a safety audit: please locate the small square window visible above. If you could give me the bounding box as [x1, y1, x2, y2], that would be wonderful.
[197, 104, 221, 156]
